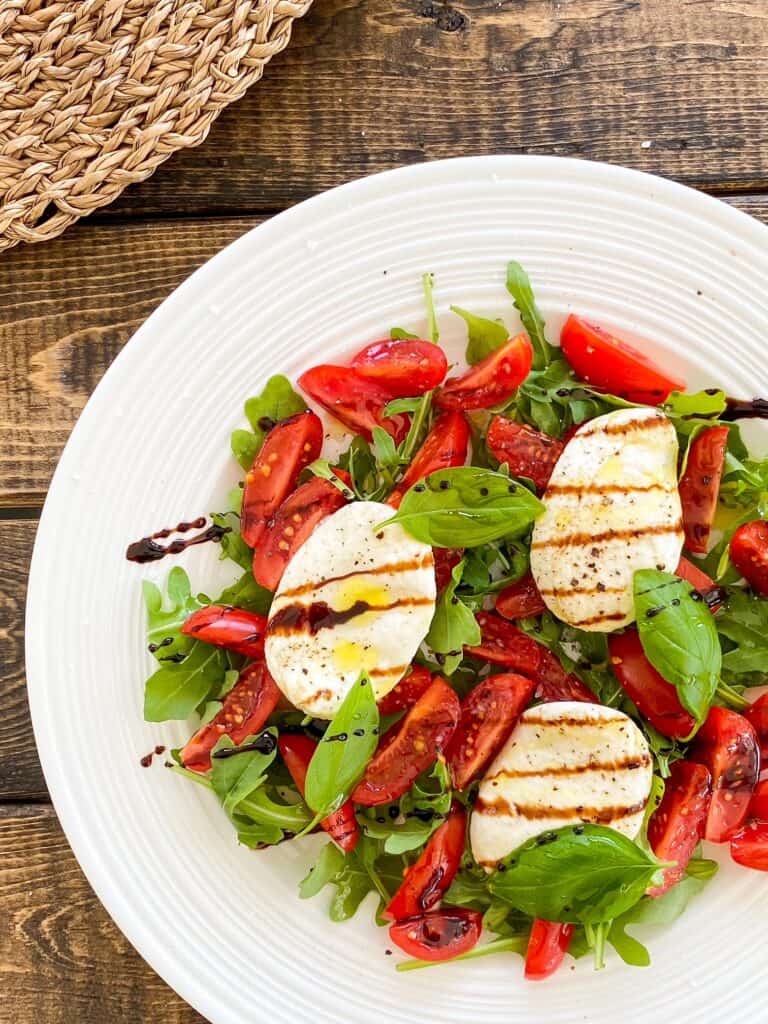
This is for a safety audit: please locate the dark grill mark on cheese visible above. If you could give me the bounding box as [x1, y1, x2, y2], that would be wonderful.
[577, 415, 666, 438]
[538, 583, 625, 598]
[268, 597, 434, 636]
[531, 521, 683, 551]
[521, 713, 620, 728]
[569, 610, 630, 627]
[544, 482, 670, 497]
[486, 753, 651, 782]
[278, 554, 434, 599]
[474, 796, 647, 822]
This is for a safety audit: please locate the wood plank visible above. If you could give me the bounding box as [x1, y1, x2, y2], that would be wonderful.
[0, 804, 207, 1023]
[1, 197, 768, 505]
[98, 0, 768, 217]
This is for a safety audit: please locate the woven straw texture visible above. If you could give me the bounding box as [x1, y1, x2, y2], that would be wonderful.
[0, 0, 312, 252]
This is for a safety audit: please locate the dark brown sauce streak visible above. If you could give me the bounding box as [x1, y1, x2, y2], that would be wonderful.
[126, 518, 230, 563]
[277, 554, 433, 600]
[475, 796, 647, 821]
[268, 597, 433, 636]
[531, 521, 682, 551]
[486, 755, 651, 782]
[721, 397, 768, 421]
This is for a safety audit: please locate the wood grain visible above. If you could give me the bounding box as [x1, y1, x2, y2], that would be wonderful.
[99, 0, 768, 217]
[0, 804, 208, 1023]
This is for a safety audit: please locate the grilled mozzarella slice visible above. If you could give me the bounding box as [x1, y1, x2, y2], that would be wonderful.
[470, 701, 653, 870]
[264, 500, 436, 719]
[529, 406, 684, 632]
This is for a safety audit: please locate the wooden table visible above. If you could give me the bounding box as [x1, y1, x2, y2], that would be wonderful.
[2, 1, 768, 1019]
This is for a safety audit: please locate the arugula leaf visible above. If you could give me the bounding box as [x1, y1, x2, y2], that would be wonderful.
[634, 570, 721, 726]
[210, 510, 252, 571]
[451, 306, 508, 365]
[422, 272, 439, 344]
[720, 454, 768, 510]
[396, 936, 528, 972]
[390, 326, 419, 341]
[505, 260, 556, 369]
[717, 588, 768, 680]
[305, 673, 379, 816]
[231, 375, 307, 470]
[363, 760, 453, 853]
[384, 467, 544, 548]
[383, 396, 424, 417]
[300, 836, 403, 920]
[213, 571, 273, 616]
[488, 824, 665, 924]
[299, 842, 346, 899]
[210, 730, 277, 817]
[425, 559, 481, 674]
[306, 458, 357, 500]
[144, 640, 227, 722]
[338, 435, 387, 501]
[512, 360, 622, 439]
[143, 567, 203, 661]
[371, 426, 400, 476]
[607, 875, 710, 967]
[662, 389, 727, 421]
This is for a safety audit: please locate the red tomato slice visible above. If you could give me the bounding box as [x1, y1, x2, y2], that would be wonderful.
[495, 573, 547, 620]
[297, 364, 409, 443]
[647, 760, 712, 897]
[181, 605, 268, 659]
[749, 778, 768, 820]
[524, 920, 575, 981]
[277, 734, 359, 853]
[486, 416, 564, 493]
[433, 547, 464, 592]
[465, 612, 544, 676]
[351, 677, 460, 806]
[678, 426, 729, 554]
[730, 520, 768, 596]
[536, 648, 598, 704]
[435, 333, 533, 410]
[608, 629, 696, 739]
[387, 411, 469, 509]
[690, 706, 760, 842]
[389, 908, 483, 962]
[181, 662, 280, 773]
[252, 477, 348, 591]
[730, 821, 768, 871]
[560, 315, 684, 403]
[351, 339, 447, 397]
[744, 693, 768, 762]
[241, 411, 324, 548]
[383, 801, 466, 921]
[377, 666, 434, 715]
[445, 674, 535, 789]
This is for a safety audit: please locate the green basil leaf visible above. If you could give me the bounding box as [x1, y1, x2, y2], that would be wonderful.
[143, 567, 203, 661]
[634, 570, 721, 725]
[488, 824, 665, 924]
[505, 260, 557, 369]
[232, 375, 307, 470]
[143, 640, 227, 722]
[451, 305, 508, 365]
[425, 558, 480, 674]
[210, 730, 278, 817]
[304, 673, 379, 815]
[384, 466, 544, 547]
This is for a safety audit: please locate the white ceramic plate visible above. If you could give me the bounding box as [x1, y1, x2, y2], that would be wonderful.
[27, 156, 768, 1023]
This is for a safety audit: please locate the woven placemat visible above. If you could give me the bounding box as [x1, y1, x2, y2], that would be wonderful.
[0, 0, 313, 252]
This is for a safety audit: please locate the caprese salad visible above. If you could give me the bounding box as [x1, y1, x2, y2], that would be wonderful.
[131, 262, 768, 978]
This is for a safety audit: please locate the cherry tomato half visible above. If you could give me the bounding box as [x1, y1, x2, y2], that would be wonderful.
[678, 426, 729, 555]
[445, 674, 535, 789]
[690, 706, 760, 842]
[749, 778, 768, 820]
[524, 920, 574, 981]
[181, 662, 281, 773]
[433, 547, 464, 592]
[435, 334, 533, 410]
[608, 629, 696, 739]
[536, 648, 598, 704]
[486, 416, 564, 493]
[277, 734, 359, 852]
[252, 476, 348, 591]
[560, 315, 684, 404]
[377, 666, 434, 716]
[730, 520, 768, 596]
[744, 693, 768, 762]
[731, 820, 768, 871]
[297, 364, 409, 443]
[387, 411, 470, 509]
[647, 760, 712, 897]
[384, 801, 466, 921]
[241, 411, 324, 548]
[389, 908, 483, 962]
[352, 677, 460, 806]
[181, 605, 268, 659]
[351, 338, 448, 397]
[495, 573, 547, 620]
[465, 612, 543, 676]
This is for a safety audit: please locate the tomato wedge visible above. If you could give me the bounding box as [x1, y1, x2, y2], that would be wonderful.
[744, 693, 768, 761]
[389, 908, 483, 962]
[387, 411, 469, 509]
[536, 648, 598, 704]
[608, 629, 696, 739]
[351, 338, 447, 396]
[252, 476, 348, 591]
[181, 605, 268, 659]
[297, 364, 409, 443]
[524, 920, 574, 981]
[445, 674, 535, 789]
[351, 677, 460, 806]
[181, 662, 280, 773]
[486, 416, 564, 493]
[377, 665, 434, 715]
[277, 734, 359, 852]
[730, 520, 768, 596]
[241, 411, 323, 548]
[383, 801, 466, 921]
[495, 573, 547, 620]
[647, 760, 712, 897]
[749, 778, 768, 820]
[433, 547, 464, 592]
[465, 612, 543, 676]
[678, 426, 729, 554]
[731, 821, 768, 871]
[560, 315, 684, 404]
[690, 706, 760, 842]
[435, 334, 533, 410]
